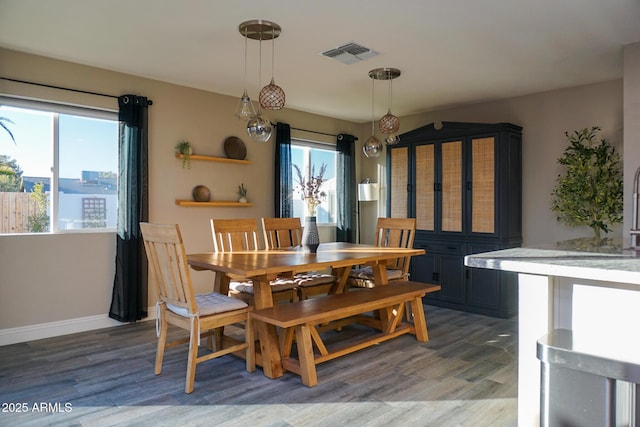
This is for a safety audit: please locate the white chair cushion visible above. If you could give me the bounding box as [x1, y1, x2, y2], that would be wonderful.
[295, 273, 336, 288]
[167, 292, 248, 317]
[348, 266, 407, 281]
[229, 277, 298, 294]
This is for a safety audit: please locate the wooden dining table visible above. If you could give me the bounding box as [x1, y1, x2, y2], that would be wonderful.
[187, 241, 425, 379]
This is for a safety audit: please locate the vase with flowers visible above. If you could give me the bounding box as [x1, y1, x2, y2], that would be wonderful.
[294, 163, 327, 253]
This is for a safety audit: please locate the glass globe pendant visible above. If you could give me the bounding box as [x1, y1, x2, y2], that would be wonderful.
[363, 77, 382, 158]
[384, 134, 400, 145]
[246, 110, 272, 143]
[246, 25, 273, 142]
[363, 135, 382, 158]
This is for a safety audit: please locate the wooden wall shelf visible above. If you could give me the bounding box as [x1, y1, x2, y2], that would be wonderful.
[175, 200, 253, 207]
[175, 153, 252, 165]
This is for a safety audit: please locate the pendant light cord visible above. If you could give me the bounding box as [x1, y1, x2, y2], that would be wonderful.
[371, 77, 375, 135]
[271, 28, 276, 81]
[257, 35, 263, 114]
[243, 28, 248, 93]
[388, 74, 393, 112]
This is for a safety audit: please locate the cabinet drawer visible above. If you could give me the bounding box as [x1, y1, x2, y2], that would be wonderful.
[414, 241, 464, 255]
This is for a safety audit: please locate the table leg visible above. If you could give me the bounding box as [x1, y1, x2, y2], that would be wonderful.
[371, 262, 389, 285]
[213, 273, 231, 295]
[330, 266, 350, 294]
[252, 275, 284, 379]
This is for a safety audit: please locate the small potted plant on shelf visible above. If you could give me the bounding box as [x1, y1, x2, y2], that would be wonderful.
[237, 183, 248, 203]
[175, 140, 192, 169]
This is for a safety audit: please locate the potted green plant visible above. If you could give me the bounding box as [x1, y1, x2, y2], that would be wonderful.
[237, 183, 248, 203]
[175, 140, 192, 169]
[551, 127, 623, 241]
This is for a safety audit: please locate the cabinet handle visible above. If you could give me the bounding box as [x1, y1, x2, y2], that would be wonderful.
[467, 181, 472, 191]
[432, 272, 440, 282]
[434, 183, 442, 192]
[466, 269, 470, 279]
[447, 246, 457, 250]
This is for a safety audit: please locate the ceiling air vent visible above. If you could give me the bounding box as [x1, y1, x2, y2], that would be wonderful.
[320, 42, 378, 65]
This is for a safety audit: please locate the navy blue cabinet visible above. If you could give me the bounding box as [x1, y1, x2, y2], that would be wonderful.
[388, 122, 522, 317]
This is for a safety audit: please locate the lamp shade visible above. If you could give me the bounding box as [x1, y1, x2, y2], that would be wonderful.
[358, 183, 379, 201]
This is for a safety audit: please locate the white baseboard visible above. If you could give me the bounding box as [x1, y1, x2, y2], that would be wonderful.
[0, 306, 156, 346]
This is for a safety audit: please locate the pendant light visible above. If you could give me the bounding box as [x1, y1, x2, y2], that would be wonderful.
[363, 76, 382, 158]
[234, 24, 257, 120]
[369, 67, 401, 145]
[239, 20, 279, 143]
[259, 26, 285, 110]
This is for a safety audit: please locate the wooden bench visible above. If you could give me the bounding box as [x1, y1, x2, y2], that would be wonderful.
[250, 281, 441, 387]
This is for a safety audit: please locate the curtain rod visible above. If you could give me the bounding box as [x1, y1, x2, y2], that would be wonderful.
[0, 76, 153, 104]
[289, 126, 358, 141]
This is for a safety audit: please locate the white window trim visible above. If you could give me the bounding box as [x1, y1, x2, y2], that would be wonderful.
[1, 95, 118, 234]
[291, 138, 338, 226]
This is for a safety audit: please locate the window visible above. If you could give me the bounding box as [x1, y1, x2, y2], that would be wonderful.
[0, 97, 118, 234]
[291, 139, 337, 225]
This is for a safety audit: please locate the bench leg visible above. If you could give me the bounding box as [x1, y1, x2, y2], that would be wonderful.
[256, 321, 284, 378]
[295, 325, 318, 387]
[279, 327, 295, 358]
[410, 296, 429, 342]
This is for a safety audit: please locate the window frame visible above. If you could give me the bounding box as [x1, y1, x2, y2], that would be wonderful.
[291, 138, 337, 226]
[0, 95, 118, 235]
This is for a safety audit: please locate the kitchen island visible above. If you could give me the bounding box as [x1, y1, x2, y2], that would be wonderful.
[465, 238, 640, 426]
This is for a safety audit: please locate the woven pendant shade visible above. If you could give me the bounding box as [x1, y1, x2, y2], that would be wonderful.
[379, 109, 400, 134]
[259, 78, 286, 110]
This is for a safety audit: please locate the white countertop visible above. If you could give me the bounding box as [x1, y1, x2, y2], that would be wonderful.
[464, 238, 640, 285]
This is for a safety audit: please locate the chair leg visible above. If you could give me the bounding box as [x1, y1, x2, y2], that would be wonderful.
[214, 326, 224, 351]
[245, 315, 256, 372]
[185, 317, 200, 394]
[155, 306, 168, 375]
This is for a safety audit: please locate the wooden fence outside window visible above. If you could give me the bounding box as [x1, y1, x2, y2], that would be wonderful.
[0, 192, 39, 233]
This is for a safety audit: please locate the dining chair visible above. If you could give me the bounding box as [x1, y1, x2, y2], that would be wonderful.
[210, 218, 298, 304]
[261, 217, 336, 300]
[139, 222, 255, 394]
[348, 217, 417, 288]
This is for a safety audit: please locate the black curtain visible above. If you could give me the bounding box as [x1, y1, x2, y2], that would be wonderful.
[274, 122, 293, 217]
[336, 134, 356, 242]
[109, 94, 150, 322]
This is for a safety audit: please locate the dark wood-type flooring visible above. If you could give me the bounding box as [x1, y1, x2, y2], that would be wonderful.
[0, 305, 517, 427]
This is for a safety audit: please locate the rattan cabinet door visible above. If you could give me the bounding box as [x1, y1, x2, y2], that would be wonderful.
[415, 144, 435, 231]
[389, 146, 409, 218]
[440, 140, 463, 232]
[471, 137, 495, 234]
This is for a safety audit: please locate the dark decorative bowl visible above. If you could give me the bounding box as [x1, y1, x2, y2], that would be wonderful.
[224, 136, 247, 160]
[192, 185, 211, 202]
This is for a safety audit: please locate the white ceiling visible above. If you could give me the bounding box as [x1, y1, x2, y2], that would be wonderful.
[1, 0, 639, 123]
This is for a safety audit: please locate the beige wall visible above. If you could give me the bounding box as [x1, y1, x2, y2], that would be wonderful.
[0, 45, 634, 334]
[0, 48, 362, 330]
